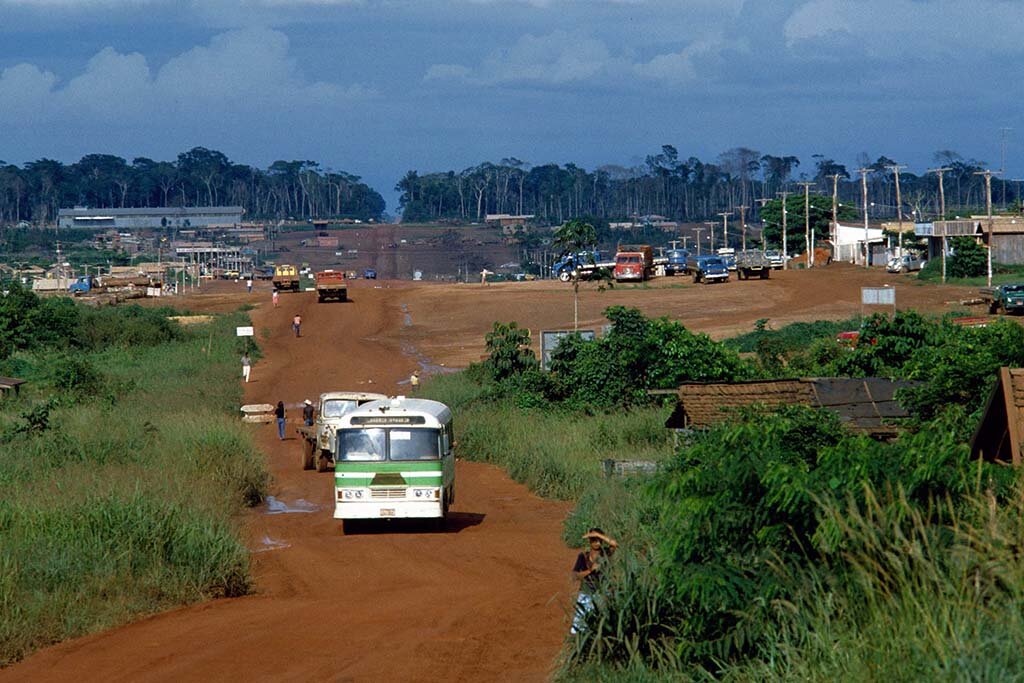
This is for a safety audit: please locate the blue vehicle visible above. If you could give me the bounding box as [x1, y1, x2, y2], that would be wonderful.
[552, 250, 614, 282]
[363, 268, 377, 280]
[686, 255, 730, 284]
[68, 275, 98, 295]
[665, 248, 691, 275]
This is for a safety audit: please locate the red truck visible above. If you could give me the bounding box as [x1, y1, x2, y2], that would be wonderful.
[314, 270, 347, 302]
[613, 245, 654, 282]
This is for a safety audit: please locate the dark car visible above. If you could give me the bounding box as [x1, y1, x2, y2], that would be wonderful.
[363, 268, 377, 280]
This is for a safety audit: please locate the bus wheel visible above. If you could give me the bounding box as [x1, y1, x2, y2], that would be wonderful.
[316, 450, 331, 472]
[301, 441, 315, 470]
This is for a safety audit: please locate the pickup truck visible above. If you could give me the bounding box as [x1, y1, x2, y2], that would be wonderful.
[687, 255, 730, 284]
[296, 391, 389, 471]
[314, 270, 347, 302]
[980, 284, 1024, 314]
[734, 251, 771, 280]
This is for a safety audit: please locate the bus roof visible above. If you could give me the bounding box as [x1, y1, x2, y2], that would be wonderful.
[319, 391, 388, 403]
[341, 397, 453, 427]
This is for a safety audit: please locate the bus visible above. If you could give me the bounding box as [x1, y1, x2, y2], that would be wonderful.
[333, 397, 455, 526]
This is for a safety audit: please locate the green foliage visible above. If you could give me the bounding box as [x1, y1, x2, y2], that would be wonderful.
[46, 352, 104, 398]
[759, 195, 857, 250]
[947, 236, 986, 278]
[482, 321, 538, 381]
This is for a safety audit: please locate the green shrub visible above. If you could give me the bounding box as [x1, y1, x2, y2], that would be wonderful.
[947, 236, 986, 278]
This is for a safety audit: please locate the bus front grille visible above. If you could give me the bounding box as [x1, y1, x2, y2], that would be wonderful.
[371, 487, 407, 500]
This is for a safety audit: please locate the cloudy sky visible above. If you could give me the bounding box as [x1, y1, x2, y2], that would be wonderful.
[1, 0, 1021, 211]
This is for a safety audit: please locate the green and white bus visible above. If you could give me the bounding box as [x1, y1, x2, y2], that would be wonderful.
[333, 397, 455, 524]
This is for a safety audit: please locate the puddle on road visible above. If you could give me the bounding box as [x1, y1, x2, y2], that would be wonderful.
[261, 496, 320, 515]
[253, 535, 291, 552]
[398, 304, 459, 381]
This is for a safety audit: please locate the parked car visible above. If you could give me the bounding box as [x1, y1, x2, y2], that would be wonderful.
[887, 253, 926, 273]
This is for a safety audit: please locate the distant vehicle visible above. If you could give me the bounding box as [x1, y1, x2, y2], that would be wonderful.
[238, 271, 253, 281]
[272, 264, 300, 291]
[717, 248, 737, 271]
[69, 275, 99, 295]
[687, 255, 730, 284]
[256, 267, 275, 280]
[887, 253, 926, 273]
[315, 270, 348, 302]
[980, 284, 1024, 314]
[613, 245, 654, 282]
[764, 250, 785, 269]
[222, 270, 240, 280]
[296, 391, 389, 472]
[413, 271, 423, 281]
[665, 248, 691, 275]
[363, 268, 377, 280]
[552, 250, 614, 282]
[734, 250, 771, 280]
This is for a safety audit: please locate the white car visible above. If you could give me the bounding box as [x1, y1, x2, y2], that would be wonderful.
[887, 254, 927, 273]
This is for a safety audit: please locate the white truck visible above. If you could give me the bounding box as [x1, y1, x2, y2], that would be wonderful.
[297, 391, 388, 471]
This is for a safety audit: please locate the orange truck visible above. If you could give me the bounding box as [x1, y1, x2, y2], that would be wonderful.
[314, 269, 347, 302]
[613, 244, 654, 282]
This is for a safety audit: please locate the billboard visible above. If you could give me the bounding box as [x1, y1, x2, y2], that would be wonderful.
[540, 329, 596, 370]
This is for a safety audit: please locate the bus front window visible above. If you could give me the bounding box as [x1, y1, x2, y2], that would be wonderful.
[389, 429, 440, 461]
[338, 429, 386, 461]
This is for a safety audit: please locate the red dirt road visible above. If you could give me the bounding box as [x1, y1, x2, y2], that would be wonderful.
[2, 285, 575, 682]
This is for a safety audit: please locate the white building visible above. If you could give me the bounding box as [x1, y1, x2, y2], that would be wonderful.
[833, 223, 885, 265]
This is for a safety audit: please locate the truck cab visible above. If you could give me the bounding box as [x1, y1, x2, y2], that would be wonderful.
[68, 275, 97, 295]
[301, 391, 389, 471]
[687, 255, 730, 284]
[613, 245, 654, 282]
[665, 249, 690, 275]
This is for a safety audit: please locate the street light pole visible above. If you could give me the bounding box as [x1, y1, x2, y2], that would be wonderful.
[704, 221, 716, 251]
[858, 168, 871, 268]
[797, 181, 815, 267]
[737, 204, 748, 251]
[887, 164, 907, 255]
[975, 169, 1000, 287]
[776, 191, 790, 269]
[693, 227, 705, 255]
[718, 212, 732, 251]
[928, 167, 951, 284]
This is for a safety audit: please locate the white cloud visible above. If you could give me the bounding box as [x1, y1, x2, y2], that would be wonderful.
[784, 0, 1024, 57]
[0, 27, 373, 125]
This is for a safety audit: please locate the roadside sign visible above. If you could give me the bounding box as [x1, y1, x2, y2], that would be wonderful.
[540, 329, 595, 370]
[861, 286, 896, 316]
[236, 326, 254, 337]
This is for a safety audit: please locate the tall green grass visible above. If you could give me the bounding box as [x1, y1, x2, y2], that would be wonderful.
[423, 372, 675, 500]
[0, 310, 267, 666]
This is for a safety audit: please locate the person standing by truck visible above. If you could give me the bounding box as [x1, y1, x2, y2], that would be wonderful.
[272, 289, 279, 308]
[302, 399, 315, 426]
[241, 352, 251, 383]
[571, 528, 618, 634]
[292, 314, 302, 338]
[274, 401, 286, 440]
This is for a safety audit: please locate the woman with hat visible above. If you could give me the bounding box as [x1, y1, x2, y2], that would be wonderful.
[571, 527, 618, 634]
[302, 399, 315, 426]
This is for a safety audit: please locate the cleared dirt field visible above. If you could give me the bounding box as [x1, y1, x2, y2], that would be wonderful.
[1, 264, 986, 681]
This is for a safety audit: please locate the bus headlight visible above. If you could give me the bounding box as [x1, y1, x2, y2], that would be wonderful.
[415, 489, 437, 499]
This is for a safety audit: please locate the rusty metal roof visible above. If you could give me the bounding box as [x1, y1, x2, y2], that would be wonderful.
[971, 367, 1024, 465]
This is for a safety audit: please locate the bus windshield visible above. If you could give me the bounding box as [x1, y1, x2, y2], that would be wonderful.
[337, 428, 440, 461]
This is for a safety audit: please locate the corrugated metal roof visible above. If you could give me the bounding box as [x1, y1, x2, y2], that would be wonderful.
[58, 206, 243, 217]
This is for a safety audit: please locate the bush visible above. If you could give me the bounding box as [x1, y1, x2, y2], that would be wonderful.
[947, 236, 986, 278]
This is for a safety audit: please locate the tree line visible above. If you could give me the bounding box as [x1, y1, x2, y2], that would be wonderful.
[397, 147, 1021, 225]
[0, 147, 386, 225]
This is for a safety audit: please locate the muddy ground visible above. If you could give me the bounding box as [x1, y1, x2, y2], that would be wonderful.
[1, 265, 989, 681]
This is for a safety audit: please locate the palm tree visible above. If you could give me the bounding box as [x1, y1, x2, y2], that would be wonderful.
[553, 218, 597, 331]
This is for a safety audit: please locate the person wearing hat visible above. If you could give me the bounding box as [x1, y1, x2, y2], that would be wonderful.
[302, 399, 315, 426]
[571, 527, 618, 634]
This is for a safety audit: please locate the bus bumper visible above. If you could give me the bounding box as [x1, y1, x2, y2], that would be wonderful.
[334, 501, 444, 519]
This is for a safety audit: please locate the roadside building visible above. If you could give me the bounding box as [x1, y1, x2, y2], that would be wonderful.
[918, 217, 1024, 265]
[485, 214, 535, 235]
[58, 206, 244, 231]
[832, 223, 886, 265]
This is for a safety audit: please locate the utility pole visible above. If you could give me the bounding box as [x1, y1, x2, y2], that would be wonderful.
[693, 227, 705, 255]
[858, 168, 871, 268]
[681, 236, 690, 250]
[756, 198, 771, 249]
[887, 164, 907, 255]
[717, 212, 731, 251]
[796, 182, 815, 267]
[776, 191, 790, 269]
[737, 205, 748, 250]
[1000, 127, 1013, 208]
[828, 174, 840, 249]
[975, 169, 1001, 286]
[928, 167, 952, 283]
[704, 221, 716, 251]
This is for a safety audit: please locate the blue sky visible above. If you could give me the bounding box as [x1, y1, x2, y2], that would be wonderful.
[1, 0, 1021, 212]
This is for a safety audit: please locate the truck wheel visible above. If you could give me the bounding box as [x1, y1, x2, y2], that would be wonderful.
[738, 270, 746, 281]
[316, 450, 331, 472]
[559, 271, 571, 282]
[760, 270, 769, 279]
[990, 301, 1001, 315]
[301, 440, 315, 470]
[693, 273, 700, 284]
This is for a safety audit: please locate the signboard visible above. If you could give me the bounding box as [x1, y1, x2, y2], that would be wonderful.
[861, 287, 895, 305]
[540, 329, 596, 370]
[236, 326, 254, 337]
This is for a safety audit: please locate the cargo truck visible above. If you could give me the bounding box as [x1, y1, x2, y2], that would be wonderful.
[296, 391, 389, 471]
[552, 250, 615, 282]
[734, 250, 771, 280]
[315, 270, 347, 302]
[614, 245, 654, 282]
[272, 264, 300, 291]
[980, 284, 1024, 315]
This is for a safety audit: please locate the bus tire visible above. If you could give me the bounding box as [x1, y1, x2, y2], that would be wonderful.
[317, 450, 331, 472]
[301, 440, 315, 470]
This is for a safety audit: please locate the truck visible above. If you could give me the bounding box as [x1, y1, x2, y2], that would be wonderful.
[297, 391, 389, 471]
[734, 250, 771, 280]
[764, 249, 785, 269]
[272, 264, 300, 291]
[363, 268, 377, 280]
[980, 284, 1024, 314]
[315, 270, 347, 302]
[687, 255, 730, 284]
[552, 250, 615, 282]
[69, 275, 100, 295]
[665, 248, 691, 275]
[717, 248, 737, 271]
[614, 245, 654, 282]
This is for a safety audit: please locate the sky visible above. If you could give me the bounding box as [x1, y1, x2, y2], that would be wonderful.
[1, 0, 1022, 213]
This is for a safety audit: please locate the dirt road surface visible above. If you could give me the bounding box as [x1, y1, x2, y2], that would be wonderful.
[3, 284, 575, 682]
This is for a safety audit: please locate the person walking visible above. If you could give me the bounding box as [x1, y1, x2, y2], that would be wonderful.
[241, 352, 251, 383]
[246, 277, 253, 294]
[292, 314, 302, 338]
[571, 528, 618, 634]
[274, 401, 286, 440]
[409, 370, 420, 394]
[272, 290, 279, 308]
[302, 399, 315, 426]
